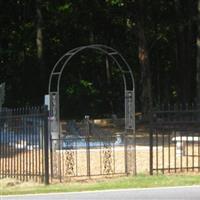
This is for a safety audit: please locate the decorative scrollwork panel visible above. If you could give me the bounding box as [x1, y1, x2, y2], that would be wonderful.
[103, 144, 113, 174]
[64, 150, 75, 176]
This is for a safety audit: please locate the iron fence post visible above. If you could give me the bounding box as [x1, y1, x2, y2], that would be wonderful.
[44, 107, 49, 185]
[149, 111, 153, 175]
[149, 129, 153, 175]
[124, 131, 128, 174]
[133, 129, 137, 176]
[85, 115, 91, 177]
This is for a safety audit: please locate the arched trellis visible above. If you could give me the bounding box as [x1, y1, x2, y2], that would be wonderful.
[48, 44, 135, 138]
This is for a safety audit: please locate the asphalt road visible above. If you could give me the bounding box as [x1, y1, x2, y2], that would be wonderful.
[1, 186, 200, 200]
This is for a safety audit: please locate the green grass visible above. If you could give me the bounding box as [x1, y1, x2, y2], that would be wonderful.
[1, 174, 200, 196]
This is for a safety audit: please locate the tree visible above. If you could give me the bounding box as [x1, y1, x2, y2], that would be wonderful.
[197, 0, 200, 104]
[36, 0, 46, 96]
[0, 0, 199, 115]
[135, 0, 152, 119]
[174, 0, 197, 103]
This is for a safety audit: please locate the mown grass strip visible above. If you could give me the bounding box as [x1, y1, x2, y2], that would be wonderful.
[1, 174, 200, 195]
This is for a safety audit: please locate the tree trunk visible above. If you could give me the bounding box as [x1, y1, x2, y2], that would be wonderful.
[175, 0, 196, 103]
[36, 0, 46, 97]
[196, 0, 200, 105]
[136, 0, 152, 120]
[105, 56, 114, 114]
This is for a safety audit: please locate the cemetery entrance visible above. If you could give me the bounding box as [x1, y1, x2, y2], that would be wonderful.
[48, 45, 136, 182]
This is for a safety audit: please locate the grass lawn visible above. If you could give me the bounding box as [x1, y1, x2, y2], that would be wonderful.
[1, 174, 200, 195]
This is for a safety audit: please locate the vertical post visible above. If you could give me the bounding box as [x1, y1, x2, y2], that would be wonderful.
[149, 112, 153, 175]
[149, 132, 153, 175]
[50, 134, 53, 182]
[44, 107, 49, 185]
[125, 90, 135, 130]
[124, 131, 128, 174]
[85, 115, 91, 177]
[133, 129, 137, 176]
[124, 90, 136, 175]
[49, 92, 59, 150]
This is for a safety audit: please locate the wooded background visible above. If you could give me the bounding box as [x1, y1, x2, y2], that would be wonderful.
[1, 0, 200, 118]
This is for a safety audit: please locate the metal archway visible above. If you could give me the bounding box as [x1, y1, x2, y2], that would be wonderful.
[48, 44, 135, 139]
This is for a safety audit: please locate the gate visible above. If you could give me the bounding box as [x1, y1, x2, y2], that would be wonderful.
[150, 104, 200, 174]
[0, 106, 49, 183]
[50, 117, 135, 182]
[48, 45, 136, 182]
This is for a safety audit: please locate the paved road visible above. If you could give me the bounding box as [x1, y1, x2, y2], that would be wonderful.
[1, 186, 200, 200]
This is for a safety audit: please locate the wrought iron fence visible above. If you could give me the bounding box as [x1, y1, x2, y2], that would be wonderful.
[50, 118, 135, 182]
[0, 106, 136, 183]
[150, 103, 200, 174]
[0, 106, 49, 184]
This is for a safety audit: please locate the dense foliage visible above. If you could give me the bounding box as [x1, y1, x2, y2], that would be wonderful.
[0, 0, 199, 118]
